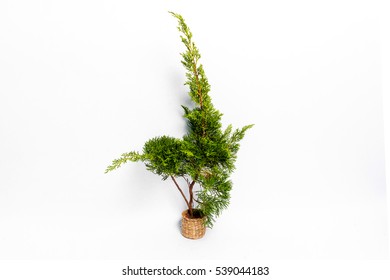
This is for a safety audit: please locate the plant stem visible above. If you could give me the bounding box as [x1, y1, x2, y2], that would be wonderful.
[170, 176, 190, 210]
[188, 180, 196, 216]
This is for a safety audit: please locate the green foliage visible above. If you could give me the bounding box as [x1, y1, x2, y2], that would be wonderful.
[105, 151, 143, 173]
[142, 136, 188, 180]
[106, 12, 253, 228]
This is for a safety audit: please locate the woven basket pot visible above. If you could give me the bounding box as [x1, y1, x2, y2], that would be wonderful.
[181, 209, 206, 239]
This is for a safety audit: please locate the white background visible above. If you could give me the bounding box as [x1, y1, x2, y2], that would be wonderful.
[0, 0, 388, 260]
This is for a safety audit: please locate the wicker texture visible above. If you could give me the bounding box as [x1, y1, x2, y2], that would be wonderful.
[181, 210, 206, 239]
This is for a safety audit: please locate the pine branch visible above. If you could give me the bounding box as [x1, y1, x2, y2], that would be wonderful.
[105, 151, 143, 173]
[170, 11, 211, 137]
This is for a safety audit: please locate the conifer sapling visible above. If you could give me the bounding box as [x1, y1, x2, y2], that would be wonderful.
[105, 12, 253, 228]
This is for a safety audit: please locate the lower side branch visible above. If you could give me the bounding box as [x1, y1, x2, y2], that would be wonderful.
[170, 176, 190, 209]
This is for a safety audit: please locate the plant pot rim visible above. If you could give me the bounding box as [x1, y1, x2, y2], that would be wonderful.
[182, 209, 206, 220]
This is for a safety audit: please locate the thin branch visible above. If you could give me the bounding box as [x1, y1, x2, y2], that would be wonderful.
[182, 176, 191, 187]
[171, 176, 190, 209]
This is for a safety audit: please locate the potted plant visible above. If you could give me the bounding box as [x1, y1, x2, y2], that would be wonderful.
[105, 12, 253, 239]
